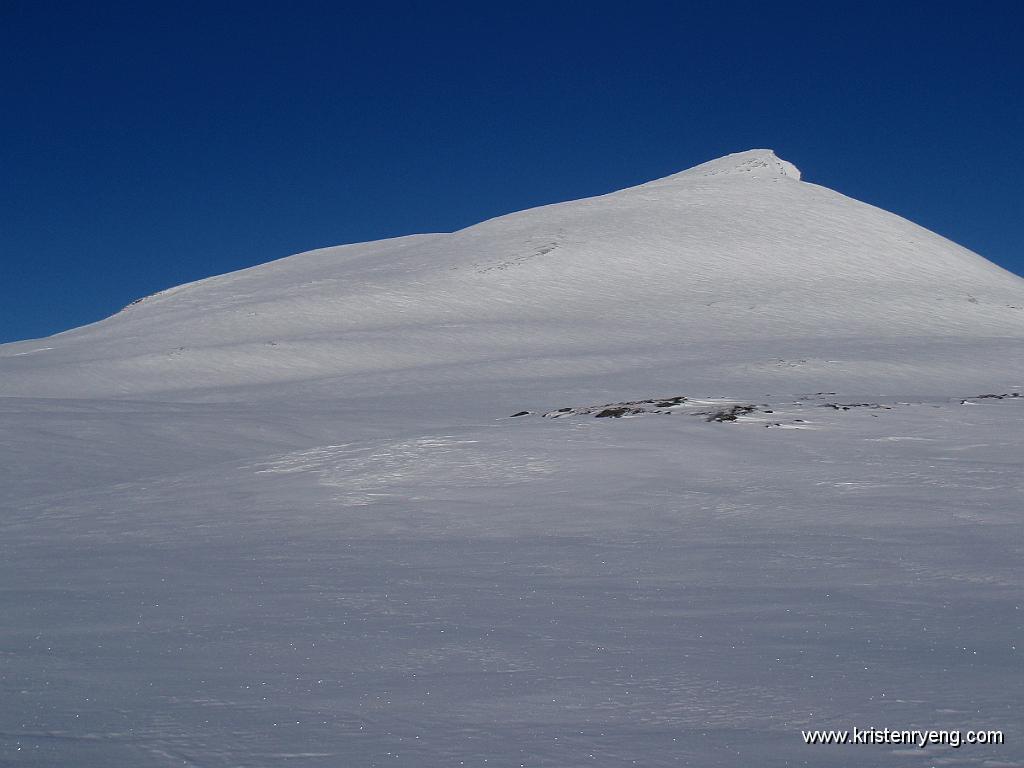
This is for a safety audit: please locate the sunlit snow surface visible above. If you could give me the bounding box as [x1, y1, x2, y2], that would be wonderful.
[2, 151, 1023, 766]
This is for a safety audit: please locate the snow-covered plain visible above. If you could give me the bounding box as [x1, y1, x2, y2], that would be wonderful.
[1, 150, 1022, 766]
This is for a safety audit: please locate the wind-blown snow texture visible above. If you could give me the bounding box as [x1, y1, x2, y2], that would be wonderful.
[2, 150, 1022, 767]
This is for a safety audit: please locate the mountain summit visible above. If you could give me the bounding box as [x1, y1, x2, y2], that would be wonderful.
[657, 148, 802, 181]
[1, 150, 1022, 398]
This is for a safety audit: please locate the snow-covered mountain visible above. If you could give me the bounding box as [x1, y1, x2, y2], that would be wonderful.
[2, 149, 1022, 399]
[2, 150, 1022, 768]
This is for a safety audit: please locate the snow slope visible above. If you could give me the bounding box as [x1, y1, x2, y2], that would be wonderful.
[1, 149, 1022, 399]
[1, 150, 1023, 767]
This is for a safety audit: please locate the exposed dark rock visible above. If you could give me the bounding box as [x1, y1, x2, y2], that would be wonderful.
[541, 395, 688, 419]
[961, 393, 1020, 403]
[510, 411, 529, 417]
[706, 405, 756, 422]
[595, 407, 634, 418]
[822, 402, 890, 410]
[654, 396, 686, 407]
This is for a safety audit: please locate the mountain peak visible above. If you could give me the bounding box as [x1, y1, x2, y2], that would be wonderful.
[5, 142, 1023, 400]
[667, 148, 802, 182]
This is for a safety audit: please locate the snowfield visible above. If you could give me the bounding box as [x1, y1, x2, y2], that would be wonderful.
[1, 150, 1022, 767]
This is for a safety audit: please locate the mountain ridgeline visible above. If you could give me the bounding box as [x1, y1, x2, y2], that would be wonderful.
[2, 149, 1022, 398]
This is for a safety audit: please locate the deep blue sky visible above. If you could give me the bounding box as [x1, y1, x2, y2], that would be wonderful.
[2, 1, 1022, 343]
